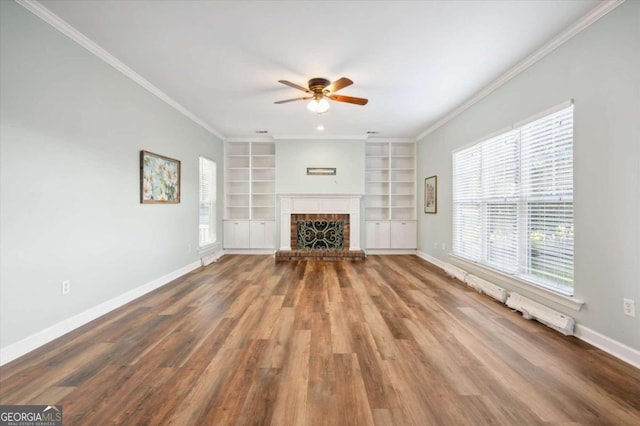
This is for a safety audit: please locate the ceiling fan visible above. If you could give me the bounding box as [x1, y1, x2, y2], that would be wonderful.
[274, 77, 368, 113]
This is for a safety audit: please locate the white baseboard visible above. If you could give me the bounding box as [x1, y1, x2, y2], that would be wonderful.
[416, 250, 446, 269]
[574, 324, 640, 369]
[365, 249, 417, 255]
[223, 249, 275, 255]
[415, 252, 640, 369]
[0, 261, 201, 366]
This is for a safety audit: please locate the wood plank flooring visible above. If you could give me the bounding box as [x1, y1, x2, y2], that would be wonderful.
[1, 255, 639, 425]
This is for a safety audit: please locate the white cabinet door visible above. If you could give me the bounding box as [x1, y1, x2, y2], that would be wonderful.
[223, 220, 250, 248]
[250, 221, 275, 249]
[366, 221, 391, 249]
[390, 220, 417, 249]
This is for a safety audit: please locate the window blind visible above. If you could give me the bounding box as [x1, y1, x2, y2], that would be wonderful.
[199, 157, 217, 247]
[452, 103, 574, 294]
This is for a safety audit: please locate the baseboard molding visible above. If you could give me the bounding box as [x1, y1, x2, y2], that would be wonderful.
[574, 324, 640, 369]
[222, 249, 275, 255]
[365, 249, 417, 255]
[415, 252, 640, 369]
[416, 251, 446, 269]
[0, 261, 201, 366]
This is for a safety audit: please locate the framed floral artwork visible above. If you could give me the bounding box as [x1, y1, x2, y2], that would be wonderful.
[424, 175, 437, 214]
[140, 150, 181, 204]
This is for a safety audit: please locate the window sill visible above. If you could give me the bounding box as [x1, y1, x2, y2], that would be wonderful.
[448, 254, 584, 312]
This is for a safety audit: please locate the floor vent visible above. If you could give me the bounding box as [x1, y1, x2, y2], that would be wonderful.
[466, 274, 508, 303]
[506, 292, 575, 336]
[443, 263, 467, 282]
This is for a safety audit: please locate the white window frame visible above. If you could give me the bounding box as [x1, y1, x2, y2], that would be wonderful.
[199, 156, 217, 248]
[452, 101, 574, 296]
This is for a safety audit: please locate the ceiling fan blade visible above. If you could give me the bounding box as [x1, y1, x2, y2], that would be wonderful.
[278, 80, 311, 93]
[274, 96, 312, 104]
[325, 77, 353, 94]
[328, 94, 368, 105]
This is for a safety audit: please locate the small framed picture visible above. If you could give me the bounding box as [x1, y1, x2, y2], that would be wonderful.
[424, 175, 437, 214]
[307, 167, 336, 176]
[140, 150, 181, 204]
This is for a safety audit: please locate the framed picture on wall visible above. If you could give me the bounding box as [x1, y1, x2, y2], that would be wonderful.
[140, 150, 181, 204]
[424, 175, 437, 214]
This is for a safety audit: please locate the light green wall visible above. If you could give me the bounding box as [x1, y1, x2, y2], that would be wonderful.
[0, 2, 223, 348]
[276, 140, 365, 194]
[417, 1, 640, 351]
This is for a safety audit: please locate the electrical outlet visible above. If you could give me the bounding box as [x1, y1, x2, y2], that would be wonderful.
[441, 242, 446, 250]
[62, 280, 71, 295]
[623, 298, 635, 317]
[187, 243, 192, 253]
[433, 242, 437, 249]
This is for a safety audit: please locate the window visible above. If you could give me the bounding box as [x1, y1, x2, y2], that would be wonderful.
[452, 102, 574, 295]
[199, 156, 216, 247]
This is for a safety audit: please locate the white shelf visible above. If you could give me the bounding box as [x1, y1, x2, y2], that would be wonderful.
[365, 140, 416, 222]
[225, 141, 276, 221]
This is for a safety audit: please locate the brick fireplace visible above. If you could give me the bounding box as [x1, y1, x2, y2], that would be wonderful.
[291, 213, 350, 250]
[275, 194, 365, 261]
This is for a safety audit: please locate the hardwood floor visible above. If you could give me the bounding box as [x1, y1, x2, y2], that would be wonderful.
[1, 255, 639, 425]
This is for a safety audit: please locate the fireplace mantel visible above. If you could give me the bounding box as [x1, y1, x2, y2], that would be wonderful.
[278, 194, 363, 251]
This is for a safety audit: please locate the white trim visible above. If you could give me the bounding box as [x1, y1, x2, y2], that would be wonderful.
[449, 254, 584, 312]
[452, 100, 573, 155]
[368, 137, 416, 143]
[279, 194, 362, 251]
[222, 249, 275, 255]
[15, 0, 225, 141]
[574, 324, 640, 369]
[416, 250, 446, 269]
[416, 252, 639, 368]
[512, 99, 574, 129]
[366, 249, 417, 255]
[416, 0, 625, 140]
[0, 261, 201, 366]
[271, 134, 368, 140]
[277, 193, 365, 197]
[225, 136, 275, 143]
[451, 125, 514, 155]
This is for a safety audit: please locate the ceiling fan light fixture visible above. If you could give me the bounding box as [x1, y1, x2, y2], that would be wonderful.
[276, 77, 366, 111]
[307, 96, 330, 114]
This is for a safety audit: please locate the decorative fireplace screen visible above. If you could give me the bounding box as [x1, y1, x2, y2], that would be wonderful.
[296, 220, 344, 250]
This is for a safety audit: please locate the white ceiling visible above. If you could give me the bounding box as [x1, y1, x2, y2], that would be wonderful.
[37, 0, 601, 140]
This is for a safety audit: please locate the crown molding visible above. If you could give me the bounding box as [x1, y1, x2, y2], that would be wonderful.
[271, 134, 369, 140]
[416, 0, 626, 141]
[224, 136, 274, 143]
[367, 137, 416, 143]
[16, 0, 225, 141]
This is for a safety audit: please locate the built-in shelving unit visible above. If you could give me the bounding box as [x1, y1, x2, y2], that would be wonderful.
[225, 142, 251, 220]
[365, 140, 417, 250]
[224, 141, 276, 250]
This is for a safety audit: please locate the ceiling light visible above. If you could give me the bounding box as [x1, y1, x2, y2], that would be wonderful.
[307, 96, 330, 114]
[317, 125, 325, 131]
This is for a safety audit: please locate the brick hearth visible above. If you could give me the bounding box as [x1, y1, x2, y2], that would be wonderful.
[275, 213, 365, 262]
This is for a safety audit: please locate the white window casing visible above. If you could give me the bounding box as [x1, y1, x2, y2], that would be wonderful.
[452, 101, 574, 295]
